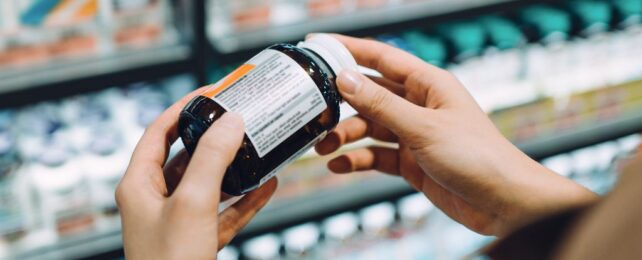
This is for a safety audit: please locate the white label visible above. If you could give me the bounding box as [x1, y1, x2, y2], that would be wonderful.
[259, 131, 327, 186]
[203, 49, 327, 158]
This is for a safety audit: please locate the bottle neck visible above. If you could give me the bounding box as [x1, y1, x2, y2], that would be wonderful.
[300, 47, 338, 78]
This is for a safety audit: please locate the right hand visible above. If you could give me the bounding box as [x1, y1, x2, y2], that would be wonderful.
[316, 34, 598, 236]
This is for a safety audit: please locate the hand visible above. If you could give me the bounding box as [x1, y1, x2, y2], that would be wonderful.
[316, 34, 598, 236]
[116, 89, 277, 259]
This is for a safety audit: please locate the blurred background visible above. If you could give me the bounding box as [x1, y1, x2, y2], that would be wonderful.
[0, 0, 641, 259]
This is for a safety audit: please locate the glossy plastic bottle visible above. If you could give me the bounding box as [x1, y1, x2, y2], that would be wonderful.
[179, 35, 357, 195]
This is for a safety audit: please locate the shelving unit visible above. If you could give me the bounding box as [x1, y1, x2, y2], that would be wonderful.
[0, 44, 190, 94]
[0, 0, 196, 97]
[244, 175, 411, 234]
[2, 176, 410, 260]
[10, 68, 639, 260]
[512, 81, 642, 159]
[208, 0, 516, 53]
[4, 229, 122, 260]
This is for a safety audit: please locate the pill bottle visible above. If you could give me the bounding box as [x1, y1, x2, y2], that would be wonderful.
[283, 223, 320, 258]
[179, 34, 357, 195]
[81, 126, 128, 229]
[0, 124, 27, 242]
[242, 234, 281, 260]
[321, 212, 359, 258]
[30, 141, 95, 238]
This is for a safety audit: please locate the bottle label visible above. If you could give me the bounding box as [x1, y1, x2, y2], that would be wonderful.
[203, 49, 327, 158]
[259, 131, 327, 186]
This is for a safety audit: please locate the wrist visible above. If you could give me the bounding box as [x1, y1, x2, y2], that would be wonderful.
[498, 152, 598, 235]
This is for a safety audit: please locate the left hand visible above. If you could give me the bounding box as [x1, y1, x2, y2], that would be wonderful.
[116, 88, 277, 259]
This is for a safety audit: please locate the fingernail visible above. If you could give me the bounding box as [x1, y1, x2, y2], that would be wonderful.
[217, 112, 244, 129]
[305, 33, 318, 40]
[337, 69, 362, 95]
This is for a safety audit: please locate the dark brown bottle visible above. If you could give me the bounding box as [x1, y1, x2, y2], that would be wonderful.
[179, 35, 357, 195]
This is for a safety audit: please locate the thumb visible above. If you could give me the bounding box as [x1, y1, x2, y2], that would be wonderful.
[337, 69, 427, 138]
[173, 112, 245, 204]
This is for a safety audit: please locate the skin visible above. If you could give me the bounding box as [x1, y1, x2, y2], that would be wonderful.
[314, 34, 599, 236]
[116, 87, 277, 259]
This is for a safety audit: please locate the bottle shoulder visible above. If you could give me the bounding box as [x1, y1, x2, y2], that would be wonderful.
[268, 44, 332, 75]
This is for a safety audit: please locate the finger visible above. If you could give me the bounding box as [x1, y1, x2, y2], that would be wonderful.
[163, 149, 190, 196]
[218, 178, 278, 250]
[330, 34, 443, 84]
[128, 86, 208, 174]
[163, 149, 235, 201]
[122, 86, 208, 197]
[315, 116, 397, 155]
[336, 69, 433, 141]
[173, 112, 245, 203]
[368, 75, 405, 97]
[330, 34, 477, 110]
[328, 146, 400, 175]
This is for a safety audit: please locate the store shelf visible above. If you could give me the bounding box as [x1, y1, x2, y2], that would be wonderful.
[517, 109, 642, 160]
[5, 81, 641, 260]
[208, 0, 516, 53]
[0, 44, 191, 95]
[515, 84, 642, 160]
[0, 81, 642, 259]
[0, 178, 410, 260]
[243, 175, 412, 234]
[4, 228, 122, 260]
[0, 177, 409, 260]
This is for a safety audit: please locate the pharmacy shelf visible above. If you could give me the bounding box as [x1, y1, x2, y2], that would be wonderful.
[243, 175, 412, 234]
[208, 0, 516, 54]
[2, 177, 411, 260]
[503, 80, 642, 159]
[8, 82, 642, 260]
[4, 228, 122, 260]
[0, 44, 191, 95]
[518, 110, 642, 160]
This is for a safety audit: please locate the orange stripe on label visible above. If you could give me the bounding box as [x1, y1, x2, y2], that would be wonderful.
[203, 64, 256, 98]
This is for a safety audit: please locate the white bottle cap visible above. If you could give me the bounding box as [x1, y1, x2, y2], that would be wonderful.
[359, 202, 396, 233]
[398, 193, 434, 222]
[242, 234, 281, 260]
[297, 34, 358, 76]
[322, 212, 358, 241]
[283, 223, 320, 254]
